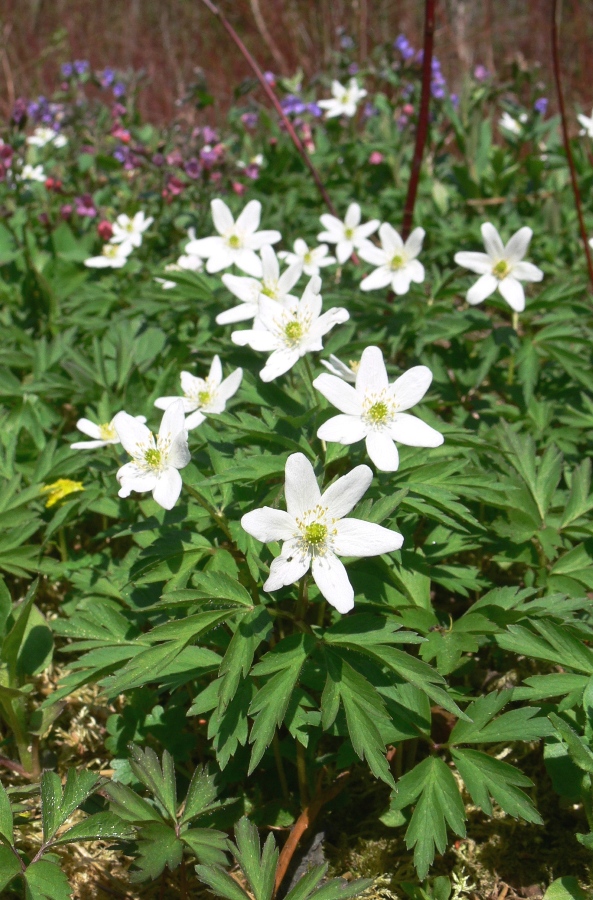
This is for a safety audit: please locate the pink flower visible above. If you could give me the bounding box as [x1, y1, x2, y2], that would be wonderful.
[98, 220, 114, 241]
[232, 181, 247, 196]
[369, 151, 384, 165]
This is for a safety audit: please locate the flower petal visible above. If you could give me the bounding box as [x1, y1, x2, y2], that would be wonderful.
[221, 273, 261, 303]
[322, 465, 372, 519]
[392, 269, 413, 295]
[379, 222, 404, 255]
[235, 199, 261, 234]
[185, 410, 206, 430]
[209, 355, 223, 386]
[481, 222, 505, 260]
[336, 240, 353, 264]
[152, 467, 183, 510]
[285, 453, 321, 518]
[454, 251, 492, 275]
[265, 543, 310, 590]
[71, 439, 108, 449]
[389, 413, 444, 447]
[260, 348, 300, 381]
[466, 273, 498, 305]
[313, 374, 362, 415]
[498, 276, 525, 312]
[317, 414, 368, 444]
[217, 368, 243, 403]
[187, 236, 225, 257]
[234, 249, 263, 277]
[345, 203, 361, 228]
[512, 261, 543, 283]
[113, 412, 152, 457]
[117, 462, 157, 497]
[249, 230, 282, 250]
[404, 227, 425, 258]
[311, 554, 354, 613]
[365, 431, 399, 471]
[357, 244, 386, 266]
[76, 418, 102, 439]
[211, 199, 235, 234]
[216, 303, 258, 325]
[360, 266, 393, 291]
[241, 507, 296, 542]
[232, 329, 277, 351]
[390, 365, 433, 410]
[504, 226, 532, 264]
[356, 345, 388, 394]
[333, 519, 404, 556]
[159, 399, 187, 444]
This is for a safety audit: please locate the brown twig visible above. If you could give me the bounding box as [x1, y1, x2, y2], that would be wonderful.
[0, 755, 29, 777]
[198, 0, 338, 218]
[273, 770, 350, 896]
[551, 0, 593, 289]
[401, 0, 437, 240]
[248, 0, 288, 74]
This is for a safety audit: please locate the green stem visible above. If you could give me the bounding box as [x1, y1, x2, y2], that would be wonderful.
[58, 528, 68, 563]
[295, 575, 309, 621]
[301, 356, 318, 408]
[272, 732, 290, 802]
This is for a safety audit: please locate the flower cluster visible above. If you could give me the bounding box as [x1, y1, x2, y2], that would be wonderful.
[85, 211, 153, 269]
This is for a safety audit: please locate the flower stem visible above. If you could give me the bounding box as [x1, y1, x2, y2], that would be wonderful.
[301, 356, 318, 408]
[295, 574, 309, 620]
[296, 740, 309, 808]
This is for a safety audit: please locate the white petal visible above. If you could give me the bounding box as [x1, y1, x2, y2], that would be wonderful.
[311, 554, 354, 613]
[217, 368, 243, 403]
[167, 430, 191, 469]
[392, 269, 413, 295]
[504, 227, 532, 264]
[232, 329, 277, 351]
[355, 220, 380, 241]
[310, 308, 349, 341]
[235, 199, 261, 234]
[211, 198, 235, 234]
[454, 251, 492, 275]
[313, 374, 362, 414]
[180, 371, 202, 396]
[336, 240, 354, 264]
[404, 227, 425, 258]
[241, 507, 296, 542]
[512, 261, 543, 283]
[159, 399, 187, 445]
[391, 365, 433, 410]
[379, 222, 404, 255]
[260, 348, 300, 381]
[207, 252, 234, 273]
[407, 259, 425, 284]
[188, 236, 225, 257]
[318, 214, 343, 238]
[234, 249, 263, 277]
[322, 465, 372, 519]
[481, 222, 505, 260]
[154, 395, 192, 412]
[284, 453, 321, 518]
[365, 431, 400, 471]
[117, 463, 157, 496]
[152, 467, 183, 510]
[317, 414, 368, 444]
[498, 276, 525, 312]
[76, 418, 102, 439]
[209, 355, 223, 386]
[356, 345, 388, 394]
[277, 261, 302, 295]
[113, 412, 152, 457]
[357, 244, 387, 266]
[71, 439, 108, 449]
[389, 413, 444, 447]
[260, 244, 279, 283]
[185, 410, 206, 430]
[249, 230, 282, 250]
[466, 273, 498, 305]
[216, 303, 258, 325]
[345, 203, 361, 228]
[265, 544, 310, 591]
[222, 273, 260, 304]
[360, 267, 393, 291]
[333, 519, 403, 557]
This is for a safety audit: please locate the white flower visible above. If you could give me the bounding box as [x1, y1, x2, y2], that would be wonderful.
[177, 253, 203, 272]
[320, 354, 358, 383]
[318, 203, 379, 264]
[232, 276, 349, 382]
[113, 401, 190, 510]
[26, 127, 67, 148]
[314, 346, 443, 472]
[499, 111, 527, 136]
[241, 453, 403, 614]
[279, 239, 336, 277]
[318, 78, 367, 119]
[71, 414, 147, 449]
[358, 225, 425, 295]
[454, 222, 543, 312]
[185, 199, 281, 277]
[110, 212, 154, 248]
[578, 110, 593, 138]
[84, 242, 134, 269]
[154, 356, 243, 431]
[217, 245, 302, 326]
[20, 164, 46, 182]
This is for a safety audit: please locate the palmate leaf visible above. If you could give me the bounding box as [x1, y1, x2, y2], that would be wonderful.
[321, 648, 395, 788]
[0, 781, 14, 845]
[548, 713, 593, 774]
[180, 766, 222, 826]
[390, 756, 466, 880]
[449, 690, 554, 744]
[497, 620, 593, 675]
[24, 858, 72, 900]
[0, 844, 21, 892]
[233, 817, 278, 900]
[128, 822, 184, 883]
[128, 745, 177, 821]
[217, 606, 272, 712]
[53, 812, 135, 845]
[451, 749, 542, 823]
[41, 769, 100, 842]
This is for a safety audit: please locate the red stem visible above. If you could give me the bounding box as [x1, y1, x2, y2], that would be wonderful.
[198, 0, 338, 218]
[551, 0, 593, 289]
[401, 0, 437, 241]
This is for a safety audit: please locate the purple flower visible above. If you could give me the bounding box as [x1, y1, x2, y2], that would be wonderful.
[306, 102, 323, 118]
[450, 93, 459, 108]
[431, 85, 446, 99]
[113, 146, 128, 164]
[395, 35, 415, 60]
[61, 62, 74, 78]
[348, 63, 359, 75]
[184, 157, 202, 179]
[474, 64, 489, 81]
[244, 163, 260, 180]
[73, 60, 89, 76]
[75, 194, 97, 217]
[152, 152, 165, 167]
[60, 204, 73, 219]
[241, 111, 259, 129]
[263, 71, 275, 84]
[12, 98, 27, 125]
[199, 145, 219, 167]
[340, 35, 354, 50]
[99, 67, 115, 88]
[534, 97, 548, 115]
[201, 126, 218, 144]
[113, 82, 126, 98]
[166, 149, 183, 167]
[363, 102, 378, 120]
[281, 94, 306, 116]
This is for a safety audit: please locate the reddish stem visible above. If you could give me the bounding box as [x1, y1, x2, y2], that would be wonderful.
[198, 0, 338, 218]
[401, 0, 437, 240]
[551, 0, 593, 289]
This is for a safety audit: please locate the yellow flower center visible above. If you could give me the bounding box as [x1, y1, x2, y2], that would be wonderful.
[493, 259, 510, 279]
[390, 254, 405, 271]
[99, 422, 117, 441]
[344, 227, 355, 240]
[261, 285, 277, 298]
[367, 401, 389, 424]
[284, 320, 303, 343]
[103, 245, 119, 257]
[198, 390, 211, 406]
[228, 234, 241, 249]
[144, 448, 162, 467]
[304, 522, 327, 546]
[304, 251, 313, 265]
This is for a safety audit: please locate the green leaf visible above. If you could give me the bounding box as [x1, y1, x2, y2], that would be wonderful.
[102, 640, 187, 695]
[310, 876, 375, 900]
[155, 572, 254, 609]
[104, 781, 164, 824]
[548, 713, 593, 774]
[0, 576, 12, 637]
[196, 863, 252, 900]
[24, 858, 72, 900]
[53, 812, 135, 845]
[562, 459, 593, 527]
[233, 817, 278, 900]
[217, 606, 272, 712]
[180, 766, 221, 826]
[129, 822, 184, 883]
[0, 780, 14, 845]
[449, 691, 554, 744]
[452, 749, 542, 824]
[128, 745, 177, 822]
[0, 844, 21, 892]
[391, 756, 466, 880]
[542, 877, 588, 900]
[41, 769, 100, 842]
[181, 828, 229, 866]
[1, 579, 38, 676]
[497, 621, 593, 675]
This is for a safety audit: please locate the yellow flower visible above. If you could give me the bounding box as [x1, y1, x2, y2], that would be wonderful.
[40, 479, 84, 508]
